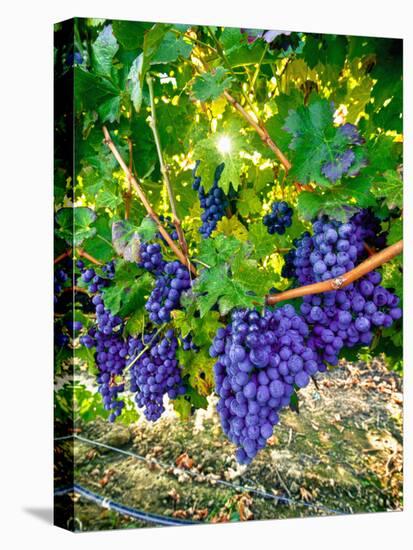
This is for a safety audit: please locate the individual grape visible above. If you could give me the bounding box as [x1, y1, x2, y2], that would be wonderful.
[210, 306, 324, 464]
[263, 201, 293, 235]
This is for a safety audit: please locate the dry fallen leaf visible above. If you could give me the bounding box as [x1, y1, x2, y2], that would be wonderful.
[176, 452, 194, 469]
[99, 468, 116, 487]
[237, 495, 254, 521]
[172, 510, 188, 519]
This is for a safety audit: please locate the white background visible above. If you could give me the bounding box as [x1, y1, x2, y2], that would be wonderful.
[0, 0, 411, 548]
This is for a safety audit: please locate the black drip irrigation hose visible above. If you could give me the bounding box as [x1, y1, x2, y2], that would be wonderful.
[55, 434, 343, 516]
[54, 484, 199, 527]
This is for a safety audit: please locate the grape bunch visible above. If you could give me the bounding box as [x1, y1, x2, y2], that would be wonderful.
[301, 272, 402, 365]
[210, 305, 324, 464]
[263, 201, 293, 235]
[129, 329, 186, 421]
[283, 209, 387, 287]
[192, 161, 228, 238]
[145, 260, 191, 324]
[79, 262, 128, 422]
[81, 325, 128, 422]
[282, 210, 401, 365]
[138, 242, 166, 274]
[179, 334, 199, 352]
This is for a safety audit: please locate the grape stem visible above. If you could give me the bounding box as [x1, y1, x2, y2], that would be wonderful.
[124, 137, 133, 220]
[266, 240, 403, 305]
[102, 126, 197, 275]
[54, 248, 103, 266]
[124, 327, 163, 373]
[198, 53, 291, 172]
[146, 74, 190, 260]
[77, 248, 103, 266]
[223, 90, 292, 171]
[54, 249, 72, 265]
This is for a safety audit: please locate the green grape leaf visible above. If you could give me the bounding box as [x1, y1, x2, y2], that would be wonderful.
[296, 192, 324, 221]
[387, 219, 403, 245]
[91, 25, 119, 77]
[137, 216, 158, 242]
[213, 216, 249, 241]
[102, 269, 153, 316]
[151, 31, 192, 63]
[97, 96, 121, 123]
[236, 188, 261, 217]
[231, 253, 275, 297]
[220, 28, 244, 54]
[81, 213, 113, 263]
[95, 188, 123, 209]
[179, 348, 215, 397]
[194, 264, 255, 317]
[284, 99, 366, 186]
[172, 309, 223, 348]
[372, 170, 403, 210]
[112, 20, 151, 50]
[55, 207, 97, 246]
[247, 222, 278, 260]
[101, 285, 123, 314]
[381, 257, 403, 306]
[192, 67, 233, 102]
[74, 67, 119, 112]
[193, 136, 242, 194]
[172, 396, 192, 419]
[198, 234, 245, 267]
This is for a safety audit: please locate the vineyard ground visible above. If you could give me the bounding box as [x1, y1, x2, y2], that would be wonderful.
[55, 358, 402, 531]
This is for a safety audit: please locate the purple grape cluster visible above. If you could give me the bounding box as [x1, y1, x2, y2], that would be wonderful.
[81, 325, 128, 422]
[179, 334, 199, 352]
[210, 305, 324, 464]
[351, 208, 387, 251]
[80, 262, 114, 294]
[301, 272, 402, 365]
[281, 211, 401, 365]
[283, 210, 387, 287]
[145, 261, 191, 324]
[281, 231, 312, 283]
[192, 161, 228, 238]
[263, 201, 293, 235]
[129, 329, 186, 421]
[79, 262, 128, 421]
[138, 242, 166, 274]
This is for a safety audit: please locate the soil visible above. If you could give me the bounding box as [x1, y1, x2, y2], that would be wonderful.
[54, 358, 403, 532]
